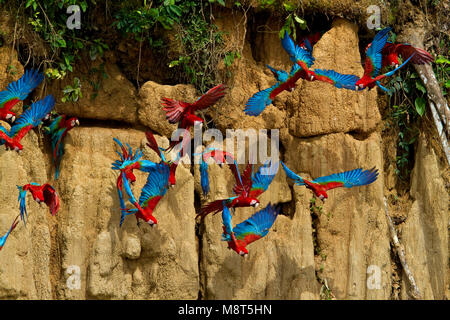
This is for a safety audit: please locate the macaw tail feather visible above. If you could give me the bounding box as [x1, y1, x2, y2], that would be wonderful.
[17, 186, 28, 224]
[54, 166, 60, 180]
[244, 86, 274, 117]
[200, 160, 210, 197]
[120, 208, 138, 227]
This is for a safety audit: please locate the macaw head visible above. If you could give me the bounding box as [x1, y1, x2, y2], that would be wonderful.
[245, 198, 260, 208]
[65, 117, 80, 128]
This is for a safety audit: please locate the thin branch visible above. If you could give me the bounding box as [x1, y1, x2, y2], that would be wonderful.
[383, 197, 421, 299]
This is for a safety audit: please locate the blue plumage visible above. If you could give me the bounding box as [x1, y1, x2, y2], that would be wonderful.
[313, 69, 360, 90]
[221, 203, 233, 242]
[0, 69, 44, 105]
[17, 186, 28, 224]
[280, 161, 304, 186]
[200, 159, 210, 196]
[232, 203, 279, 240]
[250, 161, 279, 193]
[9, 95, 55, 138]
[281, 30, 315, 68]
[366, 27, 391, 77]
[266, 64, 289, 82]
[244, 83, 277, 116]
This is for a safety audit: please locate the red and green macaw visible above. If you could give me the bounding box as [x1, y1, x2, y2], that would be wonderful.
[197, 161, 279, 220]
[281, 161, 379, 202]
[145, 131, 178, 187]
[0, 69, 44, 123]
[44, 115, 80, 179]
[221, 203, 279, 257]
[0, 95, 55, 152]
[162, 84, 226, 151]
[0, 215, 20, 252]
[366, 41, 434, 69]
[311, 27, 415, 92]
[244, 31, 316, 116]
[196, 147, 235, 196]
[17, 183, 60, 224]
[112, 137, 159, 214]
[120, 164, 170, 227]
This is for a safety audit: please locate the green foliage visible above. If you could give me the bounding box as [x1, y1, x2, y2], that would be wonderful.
[62, 77, 82, 102]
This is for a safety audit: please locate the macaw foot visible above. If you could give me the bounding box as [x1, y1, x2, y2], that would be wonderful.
[307, 70, 316, 81]
[5, 114, 16, 123]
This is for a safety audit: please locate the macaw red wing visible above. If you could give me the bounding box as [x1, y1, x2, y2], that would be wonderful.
[232, 163, 253, 196]
[145, 130, 161, 157]
[42, 184, 60, 216]
[191, 84, 226, 111]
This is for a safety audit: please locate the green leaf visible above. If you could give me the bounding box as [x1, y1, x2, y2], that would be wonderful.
[217, 0, 226, 6]
[414, 97, 426, 116]
[445, 80, 450, 88]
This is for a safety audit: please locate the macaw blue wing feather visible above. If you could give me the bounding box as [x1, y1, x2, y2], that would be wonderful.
[280, 161, 305, 186]
[17, 186, 28, 224]
[281, 31, 315, 68]
[139, 164, 170, 208]
[200, 159, 210, 196]
[244, 83, 278, 117]
[0, 69, 44, 107]
[221, 203, 233, 242]
[233, 203, 279, 241]
[313, 69, 359, 90]
[366, 27, 391, 77]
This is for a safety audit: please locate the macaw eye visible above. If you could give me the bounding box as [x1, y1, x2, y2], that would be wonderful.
[319, 195, 324, 200]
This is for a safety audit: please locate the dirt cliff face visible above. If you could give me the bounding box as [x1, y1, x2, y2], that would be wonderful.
[0, 7, 447, 300]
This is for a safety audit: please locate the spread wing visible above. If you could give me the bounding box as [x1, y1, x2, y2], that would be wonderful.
[42, 184, 60, 216]
[191, 84, 226, 111]
[232, 163, 253, 196]
[244, 83, 279, 116]
[232, 203, 279, 246]
[9, 95, 55, 141]
[248, 161, 278, 198]
[312, 167, 379, 190]
[0, 69, 44, 110]
[385, 43, 434, 65]
[139, 164, 170, 211]
[281, 30, 315, 68]
[364, 27, 391, 78]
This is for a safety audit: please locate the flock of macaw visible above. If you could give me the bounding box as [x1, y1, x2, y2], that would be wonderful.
[0, 27, 434, 257]
[0, 69, 78, 251]
[111, 27, 433, 257]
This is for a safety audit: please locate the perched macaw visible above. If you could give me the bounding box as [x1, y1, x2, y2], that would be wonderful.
[0, 215, 20, 252]
[120, 164, 170, 227]
[196, 148, 235, 196]
[44, 115, 80, 179]
[244, 31, 316, 116]
[222, 203, 279, 257]
[311, 27, 415, 92]
[0, 95, 55, 152]
[145, 131, 178, 187]
[0, 69, 44, 123]
[281, 161, 379, 202]
[17, 183, 60, 224]
[197, 161, 279, 220]
[162, 84, 226, 151]
[112, 138, 159, 213]
[367, 41, 434, 69]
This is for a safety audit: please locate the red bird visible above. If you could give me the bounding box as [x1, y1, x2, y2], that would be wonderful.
[378, 42, 434, 68]
[17, 183, 60, 223]
[162, 84, 226, 151]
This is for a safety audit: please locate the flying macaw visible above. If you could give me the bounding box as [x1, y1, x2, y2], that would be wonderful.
[196, 147, 235, 196]
[197, 161, 279, 220]
[120, 164, 170, 227]
[112, 137, 159, 213]
[222, 203, 279, 257]
[162, 84, 226, 151]
[298, 32, 322, 53]
[0, 95, 55, 152]
[145, 130, 178, 187]
[367, 41, 434, 69]
[0, 69, 44, 123]
[44, 115, 80, 179]
[0, 215, 20, 252]
[17, 183, 60, 224]
[312, 27, 415, 92]
[280, 161, 379, 202]
[244, 31, 316, 116]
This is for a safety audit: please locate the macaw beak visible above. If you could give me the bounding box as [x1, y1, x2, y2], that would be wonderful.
[75, 119, 80, 126]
